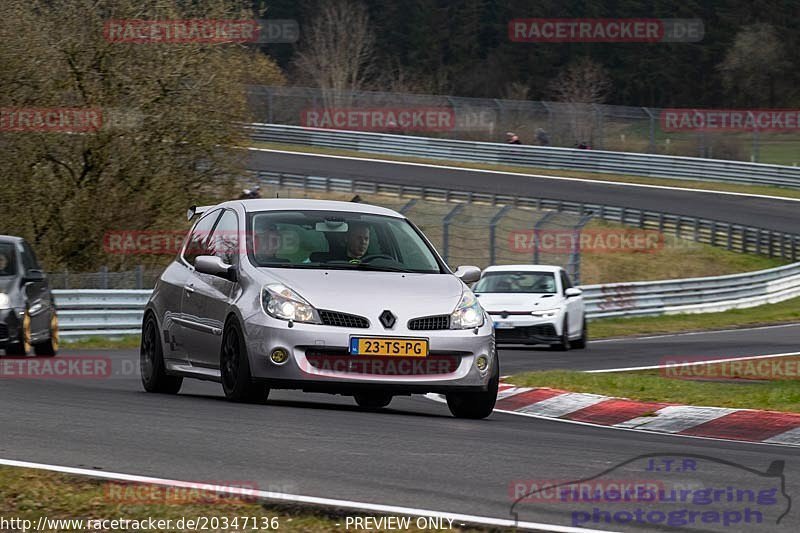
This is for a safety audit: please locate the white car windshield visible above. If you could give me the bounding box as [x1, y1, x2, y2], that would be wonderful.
[246, 210, 443, 274]
[473, 271, 557, 294]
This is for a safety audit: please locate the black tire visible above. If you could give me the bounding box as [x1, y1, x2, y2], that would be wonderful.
[353, 392, 393, 409]
[220, 319, 269, 403]
[140, 313, 183, 394]
[446, 356, 499, 419]
[33, 312, 59, 357]
[550, 316, 570, 351]
[572, 316, 588, 350]
[5, 310, 31, 356]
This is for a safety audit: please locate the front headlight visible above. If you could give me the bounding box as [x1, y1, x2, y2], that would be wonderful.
[450, 290, 484, 329]
[531, 309, 559, 318]
[261, 284, 320, 324]
[0, 293, 9, 310]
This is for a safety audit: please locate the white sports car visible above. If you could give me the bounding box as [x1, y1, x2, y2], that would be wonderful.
[473, 265, 586, 350]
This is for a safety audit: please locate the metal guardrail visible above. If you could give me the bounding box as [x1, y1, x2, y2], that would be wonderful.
[246, 123, 800, 189]
[54, 260, 800, 337]
[252, 171, 800, 261]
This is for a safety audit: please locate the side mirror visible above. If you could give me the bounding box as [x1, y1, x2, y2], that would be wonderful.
[23, 269, 46, 283]
[194, 255, 236, 281]
[453, 265, 481, 284]
[565, 287, 582, 298]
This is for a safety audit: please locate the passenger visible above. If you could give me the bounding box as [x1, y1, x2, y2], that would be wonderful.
[253, 222, 286, 263]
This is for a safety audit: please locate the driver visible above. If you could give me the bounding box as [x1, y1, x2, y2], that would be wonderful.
[344, 222, 370, 260]
[0, 251, 13, 275]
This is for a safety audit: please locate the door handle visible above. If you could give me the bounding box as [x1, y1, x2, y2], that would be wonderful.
[185, 283, 195, 294]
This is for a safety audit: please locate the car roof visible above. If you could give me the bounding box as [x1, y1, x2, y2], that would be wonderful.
[482, 264, 562, 273]
[212, 199, 404, 218]
[0, 235, 24, 244]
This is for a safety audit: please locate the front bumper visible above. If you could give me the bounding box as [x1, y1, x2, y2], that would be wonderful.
[0, 308, 22, 347]
[490, 313, 561, 345]
[242, 313, 496, 393]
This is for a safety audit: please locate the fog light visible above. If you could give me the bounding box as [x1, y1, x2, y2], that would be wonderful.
[270, 348, 289, 365]
[476, 355, 488, 372]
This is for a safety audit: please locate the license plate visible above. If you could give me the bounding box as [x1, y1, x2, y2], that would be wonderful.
[349, 337, 428, 357]
[494, 322, 515, 329]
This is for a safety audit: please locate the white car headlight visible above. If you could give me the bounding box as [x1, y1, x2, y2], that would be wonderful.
[0, 293, 9, 310]
[451, 290, 484, 329]
[261, 284, 320, 324]
[531, 309, 559, 318]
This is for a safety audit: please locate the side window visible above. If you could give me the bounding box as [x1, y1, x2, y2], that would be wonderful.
[208, 210, 239, 265]
[560, 270, 573, 293]
[182, 210, 221, 266]
[18, 242, 37, 272]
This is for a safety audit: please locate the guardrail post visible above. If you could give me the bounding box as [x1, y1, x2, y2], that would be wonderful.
[442, 204, 465, 263]
[488, 206, 512, 265]
[726, 226, 733, 251]
[658, 212, 664, 233]
[135, 265, 143, 289]
[693, 219, 700, 243]
[710, 222, 717, 247]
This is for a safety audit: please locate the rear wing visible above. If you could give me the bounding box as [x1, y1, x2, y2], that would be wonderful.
[187, 205, 214, 221]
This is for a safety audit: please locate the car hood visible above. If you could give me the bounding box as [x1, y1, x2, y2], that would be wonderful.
[475, 292, 560, 312]
[259, 269, 465, 317]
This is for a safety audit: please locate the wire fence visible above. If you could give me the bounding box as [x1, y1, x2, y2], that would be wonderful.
[248, 85, 800, 165]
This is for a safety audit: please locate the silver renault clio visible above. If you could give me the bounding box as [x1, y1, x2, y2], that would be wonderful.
[141, 199, 498, 418]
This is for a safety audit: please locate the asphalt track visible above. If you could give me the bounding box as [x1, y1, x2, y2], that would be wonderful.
[247, 149, 800, 234]
[3, 327, 800, 532]
[3, 152, 799, 531]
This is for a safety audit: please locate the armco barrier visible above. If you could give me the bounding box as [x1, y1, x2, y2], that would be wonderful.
[53, 262, 800, 337]
[251, 170, 800, 261]
[245, 123, 800, 189]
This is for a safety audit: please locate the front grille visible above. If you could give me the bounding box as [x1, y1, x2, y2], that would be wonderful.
[408, 315, 450, 330]
[495, 324, 558, 342]
[0, 323, 8, 339]
[319, 310, 369, 329]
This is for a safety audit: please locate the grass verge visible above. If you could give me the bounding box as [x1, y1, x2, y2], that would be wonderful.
[588, 296, 800, 339]
[62, 335, 141, 350]
[0, 466, 486, 533]
[250, 141, 800, 201]
[508, 358, 800, 413]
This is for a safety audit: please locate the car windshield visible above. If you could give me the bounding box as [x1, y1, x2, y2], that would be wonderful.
[0, 243, 18, 276]
[246, 210, 443, 274]
[473, 271, 557, 294]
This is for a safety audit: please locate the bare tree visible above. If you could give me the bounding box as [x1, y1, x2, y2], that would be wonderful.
[718, 23, 787, 107]
[0, 0, 284, 271]
[548, 59, 612, 146]
[293, 0, 376, 108]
